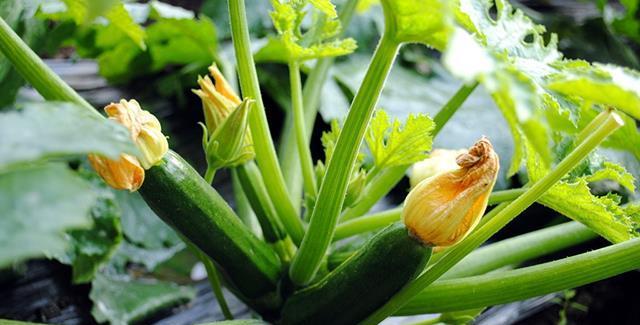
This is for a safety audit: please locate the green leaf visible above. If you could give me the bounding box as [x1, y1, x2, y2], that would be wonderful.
[90, 273, 195, 325]
[380, 0, 454, 49]
[526, 142, 637, 243]
[266, 0, 356, 62]
[547, 61, 640, 120]
[0, 164, 95, 268]
[309, 0, 337, 18]
[56, 168, 123, 284]
[0, 102, 138, 170]
[365, 110, 434, 169]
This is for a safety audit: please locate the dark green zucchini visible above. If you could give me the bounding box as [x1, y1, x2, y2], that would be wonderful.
[280, 222, 431, 325]
[140, 151, 283, 313]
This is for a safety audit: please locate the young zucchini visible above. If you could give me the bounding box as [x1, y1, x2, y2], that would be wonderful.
[280, 222, 431, 325]
[139, 151, 283, 313]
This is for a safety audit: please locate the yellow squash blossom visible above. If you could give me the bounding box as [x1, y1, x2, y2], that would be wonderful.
[403, 137, 499, 247]
[89, 99, 168, 191]
[409, 148, 467, 188]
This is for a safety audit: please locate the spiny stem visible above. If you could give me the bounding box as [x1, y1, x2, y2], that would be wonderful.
[289, 35, 401, 285]
[289, 61, 317, 197]
[361, 111, 624, 324]
[228, 0, 304, 244]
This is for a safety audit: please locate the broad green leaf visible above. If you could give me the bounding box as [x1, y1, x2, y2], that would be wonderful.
[0, 102, 138, 170]
[547, 61, 640, 120]
[0, 164, 95, 268]
[365, 110, 434, 169]
[60, 0, 146, 49]
[90, 273, 195, 325]
[55, 169, 123, 284]
[526, 142, 637, 243]
[380, 0, 454, 49]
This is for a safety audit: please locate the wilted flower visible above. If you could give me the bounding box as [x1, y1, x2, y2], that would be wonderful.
[105, 99, 169, 169]
[193, 64, 255, 171]
[409, 148, 467, 188]
[88, 153, 144, 191]
[402, 137, 499, 247]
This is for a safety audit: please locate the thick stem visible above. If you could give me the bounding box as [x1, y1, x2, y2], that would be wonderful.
[279, 0, 359, 201]
[231, 168, 263, 237]
[0, 18, 95, 114]
[289, 35, 401, 285]
[441, 221, 597, 279]
[361, 112, 624, 324]
[399, 237, 640, 314]
[289, 61, 317, 197]
[432, 82, 478, 136]
[228, 0, 304, 244]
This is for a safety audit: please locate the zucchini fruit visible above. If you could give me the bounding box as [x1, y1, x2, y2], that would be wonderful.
[280, 222, 431, 325]
[140, 151, 283, 313]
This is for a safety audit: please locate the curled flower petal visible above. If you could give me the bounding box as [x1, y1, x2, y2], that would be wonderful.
[88, 153, 144, 192]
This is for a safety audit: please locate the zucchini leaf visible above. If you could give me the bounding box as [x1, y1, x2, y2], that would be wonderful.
[257, 0, 356, 62]
[526, 142, 638, 243]
[53, 167, 123, 284]
[90, 273, 195, 325]
[0, 164, 95, 268]
[365, 110, 435, 169]
[443, 0, 640, 177]
[0, 102, 138, 171]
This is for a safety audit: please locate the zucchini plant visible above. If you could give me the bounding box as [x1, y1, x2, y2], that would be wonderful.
[1, 0, 640, 324]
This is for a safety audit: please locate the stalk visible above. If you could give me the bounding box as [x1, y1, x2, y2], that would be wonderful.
[432, 82, 478, 135]
[228, 0, 304, 244]
[280, 0, 359, 201]
[289, 61, 317, 197]
[289, 35, 401, 285]
[0, 18, 95, 114]
[399, 237, 640, 314]
[341, 165, 407, 221]
[441, 221, 596, 279]
[362, 111, 624, 324]
[192, 247, 234, 320]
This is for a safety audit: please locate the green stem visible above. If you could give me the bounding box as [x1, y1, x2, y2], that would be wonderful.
[432, 82, 478, 136]
[442, 221, 596, 279]
[0, 18, 95, 114]
[228, 0, 304, 244]
[289, 61, 317, 197]
[279, 0, 359, 202]
[231, 168, 263, 237]
[334, 189, 524, 241]
[341, 165, 407, 221]
[486, 188, 525, 205]
[361, 111, 624, 324]
[289, 35, 401, 285]
[399, 237, 640, 315]
[204, 165, 217, 184]
[335, 207, 403, 241]
[186, 241, 233, 320]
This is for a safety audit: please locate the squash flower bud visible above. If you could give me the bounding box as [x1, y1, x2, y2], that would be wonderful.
[409, 148, 467, 188]
[105, 99, 169, 169]
[192, 64, 242, 134]
[193, 64, 255, 171]
[88, 153, 144, 191]
[402, 137, 499, 247]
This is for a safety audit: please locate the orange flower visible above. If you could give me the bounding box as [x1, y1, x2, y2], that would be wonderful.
[88, 153, 144, 191]
[402, 137, 499, 247]
[105, 99, 168, 169]
[409, 148, 467, 188]
[192, 64, 242, 134]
